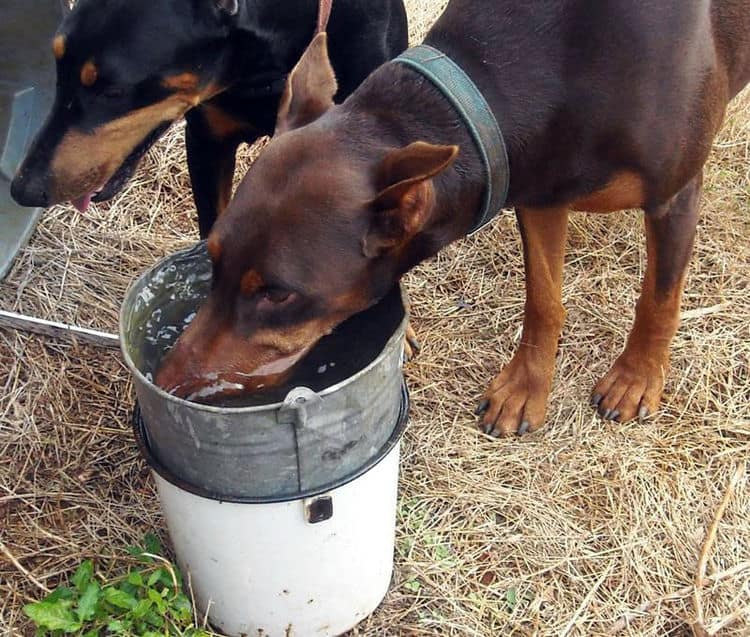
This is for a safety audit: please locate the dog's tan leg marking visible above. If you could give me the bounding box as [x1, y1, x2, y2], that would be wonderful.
[479, 206, 568, 436]
[592, 173, 702, 422]
[404, 322, 420, 361]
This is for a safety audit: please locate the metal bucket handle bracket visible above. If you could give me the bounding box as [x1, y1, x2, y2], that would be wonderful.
[278, 388, 335, 521]
[132, 382, 409, 504]
[276, 387, 323, 428]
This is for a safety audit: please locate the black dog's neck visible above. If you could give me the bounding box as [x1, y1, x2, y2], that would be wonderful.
[225, 0, 317, 89]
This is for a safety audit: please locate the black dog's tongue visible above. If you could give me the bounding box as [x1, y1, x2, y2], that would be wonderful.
[72, 192, 93, 212]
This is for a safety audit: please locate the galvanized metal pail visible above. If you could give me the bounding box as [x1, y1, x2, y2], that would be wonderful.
[119, 242, 408, 499]
[121, 242, 411, 636]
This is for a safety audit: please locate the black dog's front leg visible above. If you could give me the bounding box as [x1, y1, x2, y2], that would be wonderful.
[185, 110, 247, 239]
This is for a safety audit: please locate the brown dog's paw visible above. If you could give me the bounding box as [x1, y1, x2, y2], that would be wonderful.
[475, 355, 553, 437]
[591, 353, 665, 422]
[403, 322, 421, 361]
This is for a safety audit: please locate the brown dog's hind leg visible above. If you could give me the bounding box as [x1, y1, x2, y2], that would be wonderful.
[478, 206, 569, 437]
[592, 173, 702, 423]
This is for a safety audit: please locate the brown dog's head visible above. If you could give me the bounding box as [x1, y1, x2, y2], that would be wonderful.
[11, 0, 239, 211]
[156, 33, 458, 401]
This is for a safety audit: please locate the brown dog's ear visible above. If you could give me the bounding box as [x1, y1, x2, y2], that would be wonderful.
[362, 142, 459, 258]
[275, 32, 338, 135]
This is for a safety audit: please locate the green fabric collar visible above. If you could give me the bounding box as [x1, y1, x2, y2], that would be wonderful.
[394, 44, 509, 234]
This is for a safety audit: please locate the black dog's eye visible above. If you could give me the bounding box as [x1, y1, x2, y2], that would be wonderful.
[101, 86, 125, 100]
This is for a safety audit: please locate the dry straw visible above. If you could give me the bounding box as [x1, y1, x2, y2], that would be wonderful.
[1, 1, 749, 635]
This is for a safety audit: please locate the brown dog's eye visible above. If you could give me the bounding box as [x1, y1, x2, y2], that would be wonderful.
[261, 287, 292, 305]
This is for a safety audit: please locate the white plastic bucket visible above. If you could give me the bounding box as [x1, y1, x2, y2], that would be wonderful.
[123, 244, 410, 635]
[134, 397, 407, 637]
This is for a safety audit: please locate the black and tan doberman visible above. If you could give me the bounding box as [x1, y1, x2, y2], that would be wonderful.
[157, 0, 750, 436]
[10, 0, 407, 237]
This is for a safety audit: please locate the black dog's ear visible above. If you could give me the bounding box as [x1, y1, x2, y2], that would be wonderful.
[215, 0, 239, 16]
[275, 32, 338, 134]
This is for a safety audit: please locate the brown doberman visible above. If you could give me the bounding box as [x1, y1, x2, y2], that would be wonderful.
[157, 0, 750, 436]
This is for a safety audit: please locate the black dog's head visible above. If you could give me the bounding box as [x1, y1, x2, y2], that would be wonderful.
[11, 0, 240, 211]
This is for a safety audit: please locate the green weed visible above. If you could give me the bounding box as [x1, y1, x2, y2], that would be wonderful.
[24, 534, 212, 637]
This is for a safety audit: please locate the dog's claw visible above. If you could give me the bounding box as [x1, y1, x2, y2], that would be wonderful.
[592, 352, 665, 424]
[638, 406, 649, 422]
[404, 323, 421, 361]
[404, 340, 413, 361]
[518, 420, 530, 435]
[407, 335, 421, 354]
[475, 399, 490, 416]
[591, 393, 603, 407]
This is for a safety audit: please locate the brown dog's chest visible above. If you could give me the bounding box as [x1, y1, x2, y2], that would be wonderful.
[571, 171, 646, 214]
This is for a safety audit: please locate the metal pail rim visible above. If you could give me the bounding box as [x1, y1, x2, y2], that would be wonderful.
[119, 242, 408, 416]
[132, 383, 410, 504]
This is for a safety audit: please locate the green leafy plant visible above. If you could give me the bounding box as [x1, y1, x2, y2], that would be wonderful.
[403, 578, 422, 594]
[24, 534, 213, 637]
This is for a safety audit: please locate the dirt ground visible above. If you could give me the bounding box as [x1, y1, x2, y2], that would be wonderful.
[1, 1, 749, 635]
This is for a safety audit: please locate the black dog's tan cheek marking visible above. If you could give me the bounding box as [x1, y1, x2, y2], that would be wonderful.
[80, 60, 98, 87]
[49, 95, 196, 201]
[162, 73, 200, 92]
[53, 35, 66, 59]
[162, 76, 225, 109]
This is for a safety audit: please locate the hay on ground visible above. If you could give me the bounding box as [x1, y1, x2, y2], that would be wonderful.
[1, 1, 749, 634]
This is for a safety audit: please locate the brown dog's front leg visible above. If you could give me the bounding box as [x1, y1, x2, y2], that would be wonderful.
[592, 173, 702, 422]
[477, 206, 569, 437]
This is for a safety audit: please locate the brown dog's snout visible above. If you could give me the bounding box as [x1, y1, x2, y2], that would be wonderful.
[155, 346, 298, 403]
[154, 317, 306, 403]
[154, 347, 198, 398]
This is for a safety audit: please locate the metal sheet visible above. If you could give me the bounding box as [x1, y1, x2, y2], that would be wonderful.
[0, 1, 62, 279]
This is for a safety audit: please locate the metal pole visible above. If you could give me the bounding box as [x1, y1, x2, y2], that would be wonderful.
[0, 310, 119, 349]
